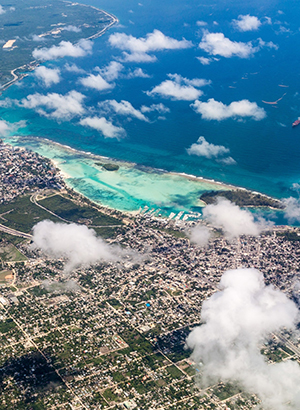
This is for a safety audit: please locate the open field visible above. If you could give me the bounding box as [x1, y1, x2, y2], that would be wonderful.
[0, 195, 61, 233]
[0, 270, 13, 284]
[0, 243, 27, 262]
[38, 193, 122, 227]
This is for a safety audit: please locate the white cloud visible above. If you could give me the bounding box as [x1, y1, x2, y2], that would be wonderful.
[31, 34, 46, 42]
[232, 15, 262, 31]
[258, 38, 278, 50]
[187, 225, 211, 247]
[0, 120, 25, 136]
[127, 67, 150, 78]
[108, 29, 193, 62]
[202, 197, 273, 239]
[283, 197, 300, 223]
[79, 73, 113, 91]
[186, 268, 300, 410]
[196, 56, 212, 65]
[0, 5, 5, 14]
[34, 66, 61, 87]
[21, 90, 85, 120]
[187, 136, 235, 164]
[265, 16, 272, 25]
[187, 136, 230, 158]
[140, 103, 170, 114]
[0, 120, 11, 136]
[79, 116, 125, 139]
[169, 73, 210, 88]
[147, 73, 210, 101]
[64, 63, 86, 74]
[99, 100, 149, 122]
[196, 20, 207, 27]
[33, 39, 93, 60]
[191, 98, 266, 121]
[32, 220, 130, 272]
[121, 51, 157, 63]
[97, 61, 124, 82]
[199, 31, 257, 58]
[62, 25, 81, 33]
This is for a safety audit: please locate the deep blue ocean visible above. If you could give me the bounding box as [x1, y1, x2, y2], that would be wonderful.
[2, 0, 300, 211]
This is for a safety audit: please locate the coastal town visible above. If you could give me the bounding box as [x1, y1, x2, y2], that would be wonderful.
[0, 143, 299, 409]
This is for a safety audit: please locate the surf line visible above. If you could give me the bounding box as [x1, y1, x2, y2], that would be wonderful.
[262, 92, 287, 105]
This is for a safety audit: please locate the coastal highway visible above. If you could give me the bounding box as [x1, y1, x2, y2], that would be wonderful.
[0, 222, 32, 239]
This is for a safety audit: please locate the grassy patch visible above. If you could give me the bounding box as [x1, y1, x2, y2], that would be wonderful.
[39, 194, 122, 227]
[0, 270, 13, 283]
[166, 365, 184, 379]
[0, 243, 27, 262]
[0, 195, 60, 233]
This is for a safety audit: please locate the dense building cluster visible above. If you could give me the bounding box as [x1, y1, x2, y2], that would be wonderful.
[0, 140, 63, 203]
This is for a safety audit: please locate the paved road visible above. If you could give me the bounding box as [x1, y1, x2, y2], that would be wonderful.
[0, 223, 32, 239]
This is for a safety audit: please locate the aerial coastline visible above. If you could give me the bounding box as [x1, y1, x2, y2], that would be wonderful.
[4, 135, 285, 221]
[0, 0, 118, 91]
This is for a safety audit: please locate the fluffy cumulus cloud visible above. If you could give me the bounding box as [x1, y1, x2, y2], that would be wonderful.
[32, 220, 133, 272]
[127, 67, 150, 78]
[21, 90, 85, 120]
[79, 116, 125, 139]
[196, 20, 207, 27]
[187, 136, 235, 164]
[0, 120, 13, 136]
[187, 225, 212, 247]
[202, 197, 273, 239]
[191, 98, 266, 121]
[99, 100, 149, 122]
[64, 63, 86, 74]
[79, 73, 113, 91]
[34, 66, 61, 87]
[108, 29, 193, 62]
[186, 268, 300, 410]
[283, 197, 300, 223]
[62, 25, 81, 33]
[232, 14, 262, 31]
[140, 103, 170, 114]
[33, 39, 93, 61]
[199, 31, 258, 58]
[0, 119, 26, 136]
[197, 56, 213, 65]
[98, 61, 124, 81]
[147, 73, 210, 101]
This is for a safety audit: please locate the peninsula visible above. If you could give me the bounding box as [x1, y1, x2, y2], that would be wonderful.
[0, 0, 117, 89]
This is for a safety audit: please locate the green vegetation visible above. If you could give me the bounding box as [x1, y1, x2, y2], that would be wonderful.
[0, 270, 13, 283]
[277, 230, 300, 241]
[0, 232, 25, 246]
[38, 194, 122, 227]
[0, 318, 16, 333]
[0, 243, 27, 262]
[166, 365, 184, 379]
[0, 0, 114, 86]
[95, 162, 120, 171]
[200, 190, 283, 208]
[0, 195, 60, 232]
[213, 383, 242, 401]
[107, 299, 123, 309]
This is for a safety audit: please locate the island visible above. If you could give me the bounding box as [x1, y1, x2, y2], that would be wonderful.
[200, 189, 284, 209]
[95, 162, 120, 171]
[0, 0, 117, 89]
